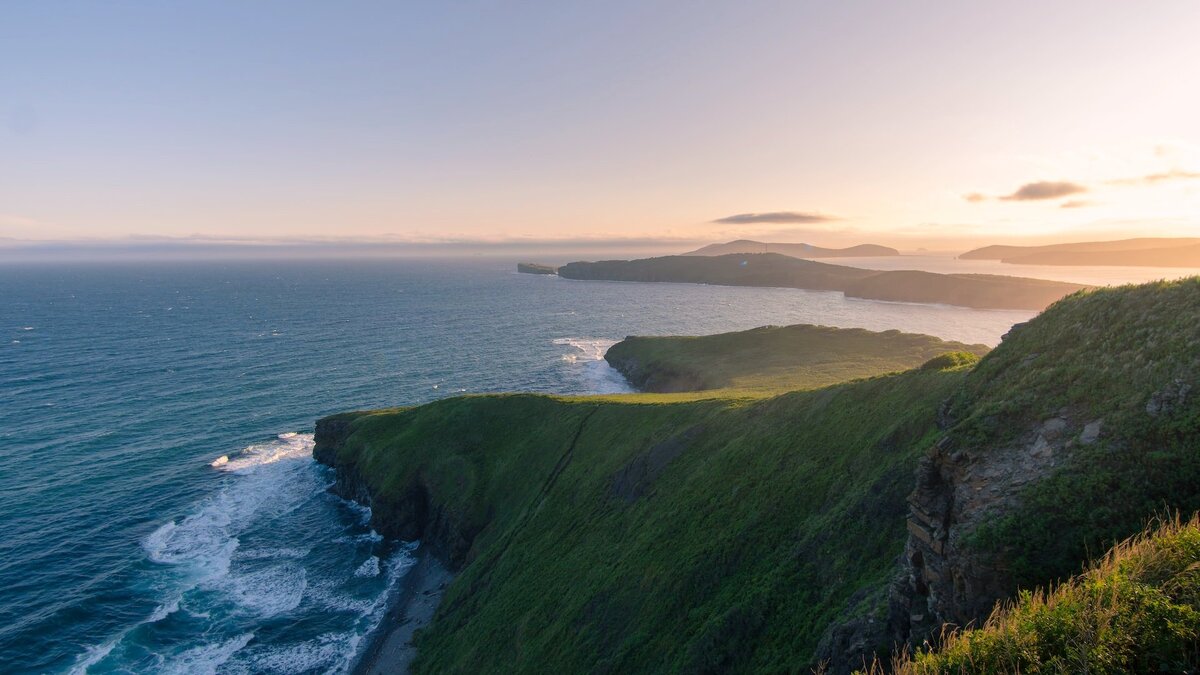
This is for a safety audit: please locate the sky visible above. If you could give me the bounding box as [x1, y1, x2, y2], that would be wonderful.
[2, 1, 1199, 255]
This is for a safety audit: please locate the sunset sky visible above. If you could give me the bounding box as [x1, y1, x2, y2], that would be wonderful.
[3, 1, 1198, 252]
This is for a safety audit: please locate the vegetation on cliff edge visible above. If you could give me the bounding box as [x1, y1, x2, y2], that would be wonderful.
[604, 324, 989, 394]
[880, 514, 1200, 674]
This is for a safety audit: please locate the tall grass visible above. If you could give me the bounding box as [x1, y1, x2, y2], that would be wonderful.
[871, 514, 1200, 674]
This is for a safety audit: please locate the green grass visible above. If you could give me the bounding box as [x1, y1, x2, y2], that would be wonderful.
[324, 367, 968, 673]
[943, 278, 1200, 588]
[877, 514, 1200, 674]
[605, 324, 989, 395]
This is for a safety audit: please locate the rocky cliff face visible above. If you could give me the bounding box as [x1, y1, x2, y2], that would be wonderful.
[313, 415, 477, 568]
[893, 411, 1102, 643]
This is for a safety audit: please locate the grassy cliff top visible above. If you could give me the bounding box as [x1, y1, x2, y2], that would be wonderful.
[605, 324, 989, 395]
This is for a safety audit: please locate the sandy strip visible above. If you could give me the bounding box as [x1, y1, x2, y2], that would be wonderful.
[354, 547, 454, 675]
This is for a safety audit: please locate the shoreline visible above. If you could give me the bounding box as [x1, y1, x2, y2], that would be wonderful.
[353, 546, 455, 675]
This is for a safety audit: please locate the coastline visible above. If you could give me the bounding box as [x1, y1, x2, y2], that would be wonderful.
[353, 547, 455, 675]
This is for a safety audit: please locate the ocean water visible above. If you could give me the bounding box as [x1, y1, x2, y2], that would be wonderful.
[0, 257, 1160, 673]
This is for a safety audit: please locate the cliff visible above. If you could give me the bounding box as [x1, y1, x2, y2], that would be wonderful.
[683, 240, 900, 258]
[819, 278, 1200, 670]
[557, 253, 1086, 310]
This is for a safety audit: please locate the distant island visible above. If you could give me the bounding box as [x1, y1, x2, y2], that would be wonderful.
[517, 262, 558, 275]
[683, 239, 899, 258]
[961, 237, 1200, 268]
[555, 253, 1086, 310]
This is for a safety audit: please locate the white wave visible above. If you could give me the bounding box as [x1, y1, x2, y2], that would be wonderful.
[148, 596, 182, 622]
[334, 529, 383, 545]
[354, 556, 380, 578]
[553, 337, 617, 363]
[214, 433, 314, 473]
[553, 337, 635, 394]
[337, 496, 373, 525]
[144, 515, 239, 579]
[68, 639, 118, 675]
[85, 431, 408, 674]
[220, 565, 308, 618]
[242, 632, 352, 674]
[236, 547, 311, 560]
[160, 632, 254, 675]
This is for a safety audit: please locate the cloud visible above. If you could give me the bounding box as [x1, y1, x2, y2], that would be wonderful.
[1059, 200, 1094, 209]
[1107, 168, 1200, 186]
[999, 181, 1088, 201]
[963, 193, 987, 203]
[711, 211, 839, 225]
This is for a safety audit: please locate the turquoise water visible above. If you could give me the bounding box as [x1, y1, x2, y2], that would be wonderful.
[0, 259, 1032, 673]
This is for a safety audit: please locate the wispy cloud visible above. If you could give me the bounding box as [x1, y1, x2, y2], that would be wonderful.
[1059, 200, 1094, 209]
[712, 211, 839, 225]
[1106, 168, 1200, 186]
[999, 181, 1088, 201]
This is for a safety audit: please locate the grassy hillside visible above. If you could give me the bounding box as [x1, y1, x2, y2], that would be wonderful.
[317, 277, 1200, 673]
[884, 515, 1200, 674]
[318, 367, 969, 673]
[557, 253, 1086, 310]
[605, 324, 989, 394]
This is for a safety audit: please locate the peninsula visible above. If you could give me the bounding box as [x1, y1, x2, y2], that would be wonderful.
[556, 253, 1087, 310]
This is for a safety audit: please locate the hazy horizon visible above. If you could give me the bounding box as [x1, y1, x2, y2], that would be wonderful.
[4, 1, 1198, 255]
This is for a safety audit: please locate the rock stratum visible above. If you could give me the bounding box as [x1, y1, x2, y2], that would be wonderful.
[557, 253, 1087, 310]
[315, 277, 1200, 673]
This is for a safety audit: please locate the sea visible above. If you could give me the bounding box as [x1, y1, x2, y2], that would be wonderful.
[1, 256, 1194, 674]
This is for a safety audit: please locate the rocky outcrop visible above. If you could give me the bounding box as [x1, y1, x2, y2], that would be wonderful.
[816, 409, 1109, 671]
[517, 262, 558, 275]
[313, 414, 478, 568]
[888, 405, 1115, 649]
